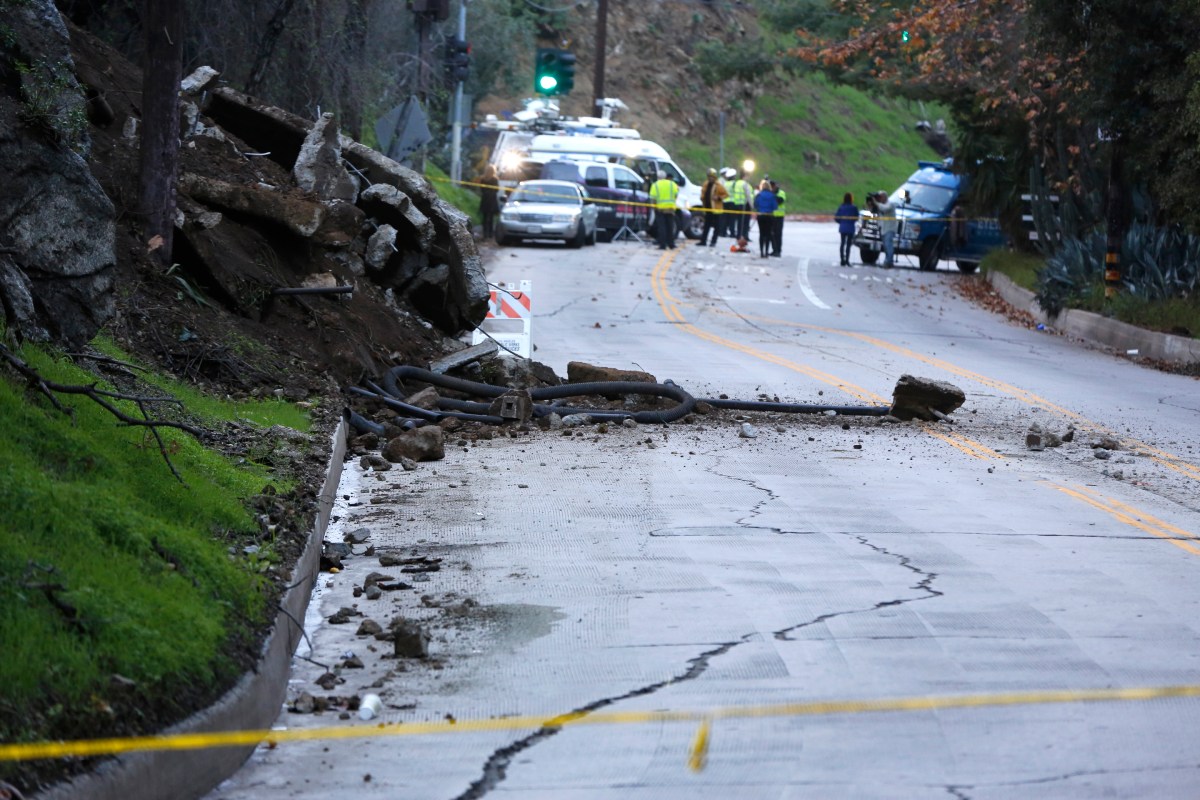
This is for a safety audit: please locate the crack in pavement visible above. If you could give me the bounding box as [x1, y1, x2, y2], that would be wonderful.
[452, 636, 750, 799]
[943, 760, 1200, 795]
[455, 528, 942, 796]
[774, 534, 943, 641]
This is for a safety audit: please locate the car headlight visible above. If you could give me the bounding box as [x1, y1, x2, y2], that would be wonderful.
[907, 223, 921, 239]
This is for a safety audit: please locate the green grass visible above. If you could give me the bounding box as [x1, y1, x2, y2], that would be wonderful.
[0, 343, 298, 763]
[426, 161, 483, 228]
[89, 338, 312, 431]
[983, 250, 1200, 338]
[671, 73, 946, 214]
[1069, 285, 1200, 338]
[981, 249, 1044, 291]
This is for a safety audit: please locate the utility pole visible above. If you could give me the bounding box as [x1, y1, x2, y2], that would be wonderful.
[450, 0, 467, 184]
[592, 0, 608, 114]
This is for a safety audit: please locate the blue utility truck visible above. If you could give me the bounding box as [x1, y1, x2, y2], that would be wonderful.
[854, 160, 1005, 273]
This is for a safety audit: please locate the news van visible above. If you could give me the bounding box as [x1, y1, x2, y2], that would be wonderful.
[492, 131, 705, 239]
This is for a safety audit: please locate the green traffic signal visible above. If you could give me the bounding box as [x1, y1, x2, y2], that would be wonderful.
[901, 29, 910, 43]
[534, 47, 574, 96]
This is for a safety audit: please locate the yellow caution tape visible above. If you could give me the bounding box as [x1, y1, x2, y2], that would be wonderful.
[4, 683, 1200, 763]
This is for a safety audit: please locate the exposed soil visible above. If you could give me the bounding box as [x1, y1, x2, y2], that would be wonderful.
[4, 26, 473, 797]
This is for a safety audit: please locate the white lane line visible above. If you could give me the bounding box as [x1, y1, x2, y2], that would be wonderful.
[797, 257, 831, 309]
[716, 297, 788, 304]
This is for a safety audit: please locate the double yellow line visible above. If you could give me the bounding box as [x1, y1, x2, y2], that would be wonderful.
[1045, 482, 1200, 556]
[649, 249, 1001, 461]
[650, 248, 1200, 547]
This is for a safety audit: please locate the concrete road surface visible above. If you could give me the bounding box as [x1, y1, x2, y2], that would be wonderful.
[209, 223, 1200, 799]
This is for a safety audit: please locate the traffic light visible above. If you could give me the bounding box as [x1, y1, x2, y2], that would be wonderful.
[444, 38, 470, 84]
[534, 48, 575, 96]
[901, 29, 911, 43]
[535, 48, 559, 94]
[557, 51, 575, 95]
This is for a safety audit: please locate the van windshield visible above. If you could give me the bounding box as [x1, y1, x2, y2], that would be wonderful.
[896, 183, 955, 213]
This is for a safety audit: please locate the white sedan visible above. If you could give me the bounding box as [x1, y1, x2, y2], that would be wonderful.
[496, 180, 599, 248]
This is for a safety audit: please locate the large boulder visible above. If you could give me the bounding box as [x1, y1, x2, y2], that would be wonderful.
[0, 0, 115, 346]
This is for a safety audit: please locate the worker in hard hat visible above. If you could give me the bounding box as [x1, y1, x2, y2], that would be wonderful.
[649, 170, 680, 249]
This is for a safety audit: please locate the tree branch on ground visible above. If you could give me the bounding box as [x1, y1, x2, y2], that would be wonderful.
[0, 342, 205, 482]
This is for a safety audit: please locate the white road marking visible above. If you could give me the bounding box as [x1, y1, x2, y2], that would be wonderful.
[716, 297, 787, 304]
[797, 257, 831, 309]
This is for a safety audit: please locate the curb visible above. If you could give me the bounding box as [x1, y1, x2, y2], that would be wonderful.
[36, 417, 348, 800]
[985, 270, 1200, 366]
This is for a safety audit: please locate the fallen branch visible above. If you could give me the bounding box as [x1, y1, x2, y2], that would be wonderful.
[0, 342, 205, 482]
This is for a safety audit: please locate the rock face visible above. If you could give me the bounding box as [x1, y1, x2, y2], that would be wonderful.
[0, 0, 115, 346]
[3, 6, 486, 361]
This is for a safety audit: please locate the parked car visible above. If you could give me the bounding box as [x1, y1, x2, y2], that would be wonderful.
[539, 159, 651, 241]
[495, 180, 599, 248]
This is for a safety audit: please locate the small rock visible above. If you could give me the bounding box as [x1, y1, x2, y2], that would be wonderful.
[739, 423, 758, 439]
[328, 606, 361, 624]
[363, 572, 396, 587]
[345, 527, 371, 544]
[364, 584, 383, 600]
[357, 619, 384, 637]
[1093, 436, 1121, 451]
[391, 619, 430, 659]
[315, 671, 341, 690]
[1094, 448, 1113, 460]
[292, 692, 316, 714]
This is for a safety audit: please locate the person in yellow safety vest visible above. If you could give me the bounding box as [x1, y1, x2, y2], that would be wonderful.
[649, 170, 680, 250]
[727, 170, 754, 241]
[770, 180, 786, 257]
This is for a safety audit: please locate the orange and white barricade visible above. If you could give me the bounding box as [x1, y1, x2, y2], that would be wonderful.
[471, 280, 532, 358]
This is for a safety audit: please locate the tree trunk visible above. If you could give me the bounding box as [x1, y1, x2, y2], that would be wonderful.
[138, 0, 183, 264]
[245, 0, 299, 97]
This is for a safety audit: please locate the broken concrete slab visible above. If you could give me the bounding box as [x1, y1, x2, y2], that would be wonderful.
[566, 361, 658, 385]
[179, 173, 326, 238]
[888, 375, 966, 421]
[429, 340, 499, 374]
[180, 65, 220, 95]
[293, 112, 358, 203]
[365, 224, 398, 271]
[359, 183, 435, 253]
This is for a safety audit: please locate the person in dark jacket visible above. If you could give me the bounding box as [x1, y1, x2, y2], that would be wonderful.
[834, 192, 859, 266]
[479, 164, 500, 239]
[753, 180, 778, 258]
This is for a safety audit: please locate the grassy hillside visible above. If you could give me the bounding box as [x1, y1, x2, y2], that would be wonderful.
[669, 74, 944, 214]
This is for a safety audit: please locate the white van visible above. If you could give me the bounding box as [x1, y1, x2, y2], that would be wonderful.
[526, 134, 705, 238]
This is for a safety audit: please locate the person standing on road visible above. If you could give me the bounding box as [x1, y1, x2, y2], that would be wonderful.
[874, 191, 898, 268]
[770, 180, 785, 257]
[726, 169, 753, 242]
[753, 180, 778, 258]
[835, 192, 859, 266]
[479, 164, 500, 240]
[649, 170, 680, 250]
[700, 168, 728, 247]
